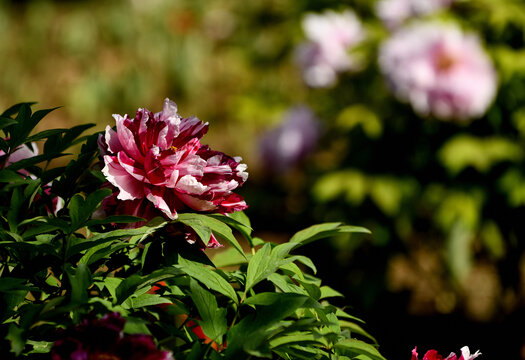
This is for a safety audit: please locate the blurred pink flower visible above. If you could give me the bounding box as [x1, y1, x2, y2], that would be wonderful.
[376, 0, 454, 29]
[411, 346, 481, 360]
[259, 106, 320, 172]
[99, 98, 248, 220]
[296, 10, 365, 88]
[379, 22, 497, 120]
[0, 142, 38, 176]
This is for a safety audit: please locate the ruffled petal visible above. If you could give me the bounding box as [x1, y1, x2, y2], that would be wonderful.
[114, 114, 145, 162]
[102, 155, 145, 201]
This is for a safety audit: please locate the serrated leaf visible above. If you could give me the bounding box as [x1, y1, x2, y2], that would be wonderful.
[178, 255, 238, 303]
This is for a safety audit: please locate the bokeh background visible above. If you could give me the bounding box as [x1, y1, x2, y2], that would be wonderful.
[1, 0, 525, 358]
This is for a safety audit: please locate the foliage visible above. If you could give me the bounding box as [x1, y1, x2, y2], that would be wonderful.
[0, 103, 382, 359]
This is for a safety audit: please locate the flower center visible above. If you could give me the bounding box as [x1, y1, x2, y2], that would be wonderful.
[435, 52, 456, 71]
[170, 146, 178, 152]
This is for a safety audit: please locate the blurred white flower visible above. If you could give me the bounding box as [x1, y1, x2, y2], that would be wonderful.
[379, 22, 497, 120]
[376, 0, 454, 29]
[295, 10, 365, 88]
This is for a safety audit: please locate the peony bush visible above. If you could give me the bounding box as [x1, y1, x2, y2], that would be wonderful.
[0, 101, 387, 359]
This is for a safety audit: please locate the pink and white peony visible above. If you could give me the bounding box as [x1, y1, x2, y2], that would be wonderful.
[411, 346, 481, 360]
[379, 22, 497, 120]
[99, 98, 248, 220]
[376, 0, 454, 29]
[295, 9, 366, 88]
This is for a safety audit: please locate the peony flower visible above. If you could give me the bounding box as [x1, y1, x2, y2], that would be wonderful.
[259, 106, 320, 172]
[99, 98, 248, 221]
[295, 9, 365, 88]
[379, 22, 497, 120]
[411, 346, 481, 360]
[51, 312, 174, 360]
[376, 0, 454, 30]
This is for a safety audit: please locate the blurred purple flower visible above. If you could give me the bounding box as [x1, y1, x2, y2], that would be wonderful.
[99, 98, 248, 220]
[259, 106, 320, 172]
[379, 22, 497, 120]
[51, 312, 174, 360]
[376, 0, 454, 29]
[295, 10, 365, 88]
[411, 346, 481, 360]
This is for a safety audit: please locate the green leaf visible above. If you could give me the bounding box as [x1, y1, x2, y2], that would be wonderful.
[177, 213, 212, 246]
[245, 243, 272, 291]
[78, 242, 130, 266]
[0, 169, 27, 183]
[1, 102, 36, 118]
[129, 293, 172, 309]
[208, 212, 253, 245]
[244, 292, 310, 307]
[269, 332, 327, 349]
[84, 215, 145, 227]
[114, 268, 182, 304]
[25, 128, 69, 143]
[66, 263, 92, 304]
[0, 278, 32, 292]
[319, 286, 344, 299]
[190, 279, 227, 344]
[123, 316, 152, 335]
[68, 188, 113, 231]
[179, 213, 247, 259]
[7, 324, 25, 355]
[245, 242, 299, 292]
[26, 340, 53, 354]
[335, 339, 386, 360]
[339, 320, 377, 343]
[0, 116, 18, 130]
[290, 223, 370, 248]
[177, 255, 238, 303]
[67, 219, 166, 259]
[225, 293, 310, 358]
